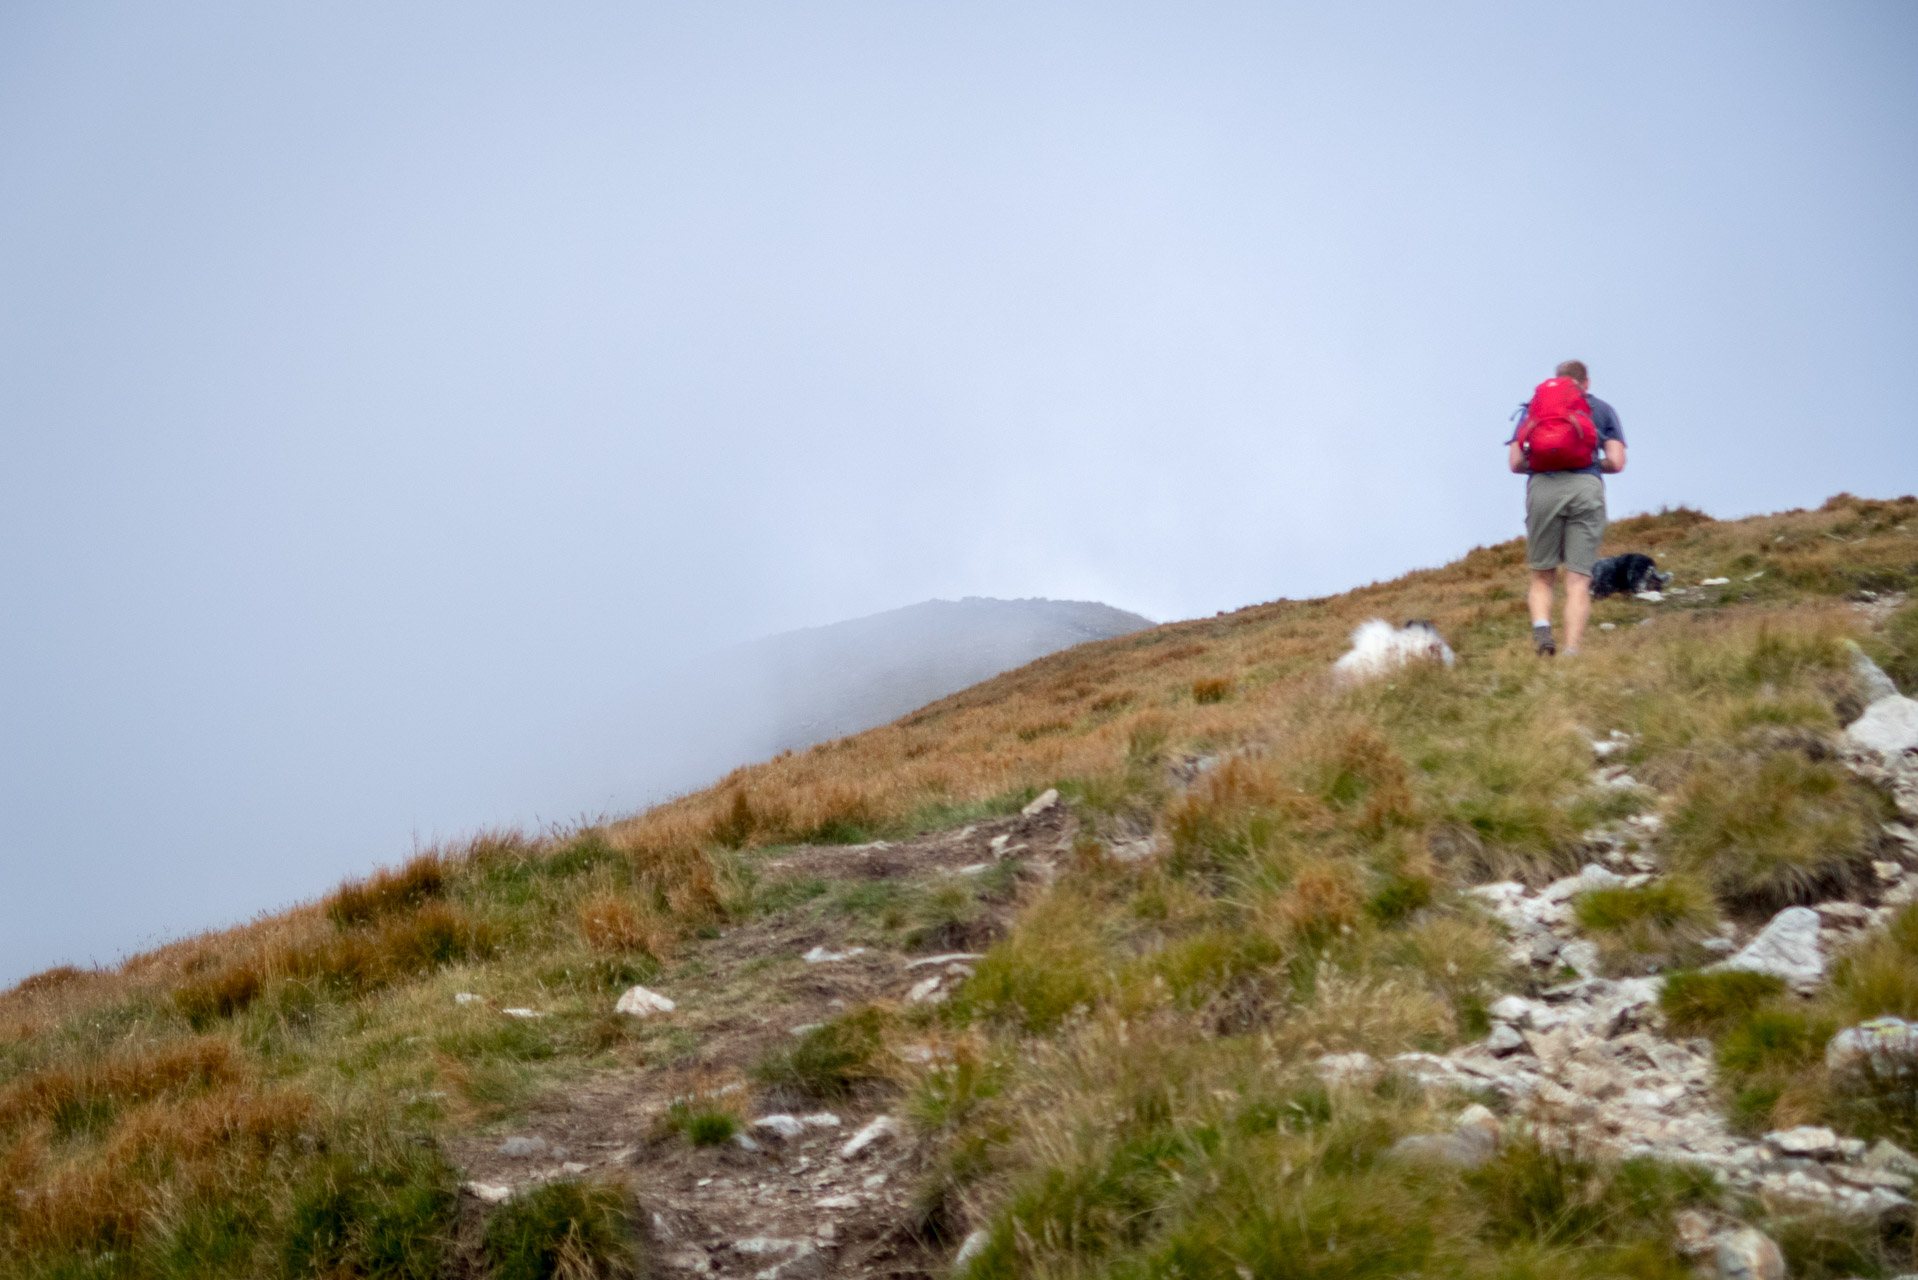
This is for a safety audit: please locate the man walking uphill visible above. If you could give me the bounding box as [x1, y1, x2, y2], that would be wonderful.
[1507, 360, 1626, 656]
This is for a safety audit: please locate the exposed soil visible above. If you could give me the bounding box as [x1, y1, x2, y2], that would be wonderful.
[443, 801, 1077, 1279]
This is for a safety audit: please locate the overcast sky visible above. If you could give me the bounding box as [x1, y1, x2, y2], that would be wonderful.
[2, 2, 1914, 983]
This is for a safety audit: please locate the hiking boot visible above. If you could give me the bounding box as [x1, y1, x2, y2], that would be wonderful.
[1533, 624, 1556, 657]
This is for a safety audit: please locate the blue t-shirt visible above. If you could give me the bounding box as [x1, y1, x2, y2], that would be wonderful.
[1507, 391, 1624, 477]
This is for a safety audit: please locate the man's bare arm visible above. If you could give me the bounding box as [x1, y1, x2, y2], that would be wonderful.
[1601, 440, 1626, 474]
[1508, 440, 1527, 473]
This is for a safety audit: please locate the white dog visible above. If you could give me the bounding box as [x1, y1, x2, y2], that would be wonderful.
[1333, 619, 1456, 681]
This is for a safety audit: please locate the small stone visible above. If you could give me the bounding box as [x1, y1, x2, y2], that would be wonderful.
[755, 1115, 806, 1140]
[840, 1115, 900, 1159]
[908, 977, 942, 1003]
[1713, 1227, 1785, 1280]
[904, 953, 986, 969]
[463, 1181, 514, 1203]
[502, 1008, 545, 1019]
[1021, 788, 1061, 817]
[862, 1172, 888, 1188]
[1599, 622, 1617, 631]
[1485, 1024, 1525, 1056]
[801, 1113, 842, 1128]
[1701, 578, 1731, 586]
[1674, 1208, 1715, 1254]
[667, 1248, 715, 1275]
[1865, 1139, 1918, 1174]
[732, 1133, 762, 1152]
[615, 985, 676, 1017]
[1529, 935, 1563, 966]
[1559, 940, 1602, 980]
[953, 1228, 991, 1272]
[1834, 1165, 1914, 1190]
[1877, 861, 1907, 885]
[815, 1194, 859, 1209]
[499, 1136, 548, 1158]
[733, 1237, 812, 1256]
[1766, 1125, 1840, 1157]
[454, 992, 483, 1005]
[802, 946, 868, 964]
[560, 1161, 588, 1174]
[1490, 995, 1534, 1024]
[815, 1223, 836, 1242]
[1815, 901, 1874, 929]
[1314, 1052, 1379, 1084]
[1635, 590, 1664, 602]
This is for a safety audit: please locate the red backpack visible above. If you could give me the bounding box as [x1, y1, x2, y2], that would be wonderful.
[1516, 377, 1598, 472]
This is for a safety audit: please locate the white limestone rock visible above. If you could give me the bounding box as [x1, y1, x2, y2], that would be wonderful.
[615, 985, 676, 1017]
[840, 1114, 900, 1159]
[1850, 696, 1918, 758]
[1021, 788, 1060, 817]
[1712, 1227, 1785, 1280]
[1826, 1016, 1918, 1072]
[463, 1181, 514, 1203]
[1713, 906, 1824, 987]
[1766, 1126, 1841, 1157]
[1315, 1051, 1380, 1084]
[802, 946, 868, 964]
[953, 1228, 992, 1273]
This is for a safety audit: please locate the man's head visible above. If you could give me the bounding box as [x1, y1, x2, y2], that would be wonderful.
[1555, 359, 1589, 389]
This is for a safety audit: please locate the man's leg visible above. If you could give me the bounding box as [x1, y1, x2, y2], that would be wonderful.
[1529, 570, 1557, 627]
[1564, 572, 1592, 654]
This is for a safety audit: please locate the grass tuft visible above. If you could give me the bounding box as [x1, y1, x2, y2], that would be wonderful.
[752, 1007, 892, 1100]
[481, 1179, 640, 1280]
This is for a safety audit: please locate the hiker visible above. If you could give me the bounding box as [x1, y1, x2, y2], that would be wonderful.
[1507, 360, 1626, 656]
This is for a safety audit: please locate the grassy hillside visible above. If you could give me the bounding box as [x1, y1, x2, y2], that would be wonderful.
[4, 492, 1917, 1280]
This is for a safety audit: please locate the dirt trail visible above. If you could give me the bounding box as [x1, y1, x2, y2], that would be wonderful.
[445, 802, 1077, 1279]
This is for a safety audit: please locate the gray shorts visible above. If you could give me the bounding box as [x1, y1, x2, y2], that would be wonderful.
[1525, 473, 1606, 575]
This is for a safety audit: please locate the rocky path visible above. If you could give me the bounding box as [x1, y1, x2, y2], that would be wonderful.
[1335, 650, 1918, 1251]
[443, 794, 1077, 1280]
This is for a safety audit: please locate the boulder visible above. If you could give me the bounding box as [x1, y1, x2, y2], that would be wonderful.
[1712, 1227, 1785, 1280]
[1826, 1016, 1918, 1073]
[1713, 906, 1824, 987]
[1849, 696, 1918, 759]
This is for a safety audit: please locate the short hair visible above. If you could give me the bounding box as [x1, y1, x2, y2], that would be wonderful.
[1556, 360, 1589, 383]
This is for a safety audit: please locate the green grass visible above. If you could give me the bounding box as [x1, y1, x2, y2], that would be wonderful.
[752, 1006, 892, 1100]
[481, 1179, 640, 1280]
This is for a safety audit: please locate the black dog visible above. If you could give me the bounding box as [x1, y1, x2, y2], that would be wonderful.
[1589, 553, 1673, 599]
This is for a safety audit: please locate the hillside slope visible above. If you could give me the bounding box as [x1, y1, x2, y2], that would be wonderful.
[4, 493, 1918, 1280]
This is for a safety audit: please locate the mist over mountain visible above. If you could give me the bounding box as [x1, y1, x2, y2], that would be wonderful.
[753, 597, 1154, 753]
[573, 597, 1153, 818]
